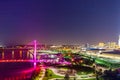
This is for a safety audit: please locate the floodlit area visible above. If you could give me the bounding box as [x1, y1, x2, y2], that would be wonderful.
[0, 1, 120, 80]
[29, 50, 97, 80]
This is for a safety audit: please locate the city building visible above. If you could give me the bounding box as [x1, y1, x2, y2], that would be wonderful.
[118, 35, 120, 47]
[98, 42, 105, 48]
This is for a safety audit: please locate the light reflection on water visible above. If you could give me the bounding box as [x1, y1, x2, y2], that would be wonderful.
[0, 62, 34, 80]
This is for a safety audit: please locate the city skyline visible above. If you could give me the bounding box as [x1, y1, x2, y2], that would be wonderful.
[0, 0, 120, 45]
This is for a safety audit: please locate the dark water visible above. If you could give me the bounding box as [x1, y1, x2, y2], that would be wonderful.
[0, 62, 34, 80]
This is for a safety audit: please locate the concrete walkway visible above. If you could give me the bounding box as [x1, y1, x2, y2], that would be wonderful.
[49, 67, 95, 80]
[39, 68, 46, 80]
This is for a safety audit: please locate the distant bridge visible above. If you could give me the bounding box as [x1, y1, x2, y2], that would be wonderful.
[0, 40, 38, 68]
[0, 48, 33, 60]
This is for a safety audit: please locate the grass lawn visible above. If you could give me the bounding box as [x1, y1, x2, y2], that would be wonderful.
[42, 68, 97, 80]
[82, 79, 95, 80]
[77, 71, 93, 75]
[43, 68, 64, 80]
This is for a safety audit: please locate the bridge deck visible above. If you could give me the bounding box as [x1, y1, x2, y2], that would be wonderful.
[0, 60, 37, 62]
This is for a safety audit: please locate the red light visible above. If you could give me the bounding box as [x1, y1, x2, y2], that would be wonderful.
[80, 60, 83, 63]
[71, 59, 74, 61]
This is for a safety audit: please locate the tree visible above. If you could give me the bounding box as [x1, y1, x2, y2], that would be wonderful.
[64, 73, 70, 80]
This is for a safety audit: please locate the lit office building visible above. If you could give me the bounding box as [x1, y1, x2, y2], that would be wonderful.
[118, 35, 120, 47]
[98, 42, 105, 48]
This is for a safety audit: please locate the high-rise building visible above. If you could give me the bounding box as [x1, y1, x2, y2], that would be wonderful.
[118, 35, 120, 47]
[107, 42, 117, 49]
[98, 42, 105, 48]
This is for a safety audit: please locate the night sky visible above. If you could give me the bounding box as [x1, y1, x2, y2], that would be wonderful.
[0, 0, 120, 45]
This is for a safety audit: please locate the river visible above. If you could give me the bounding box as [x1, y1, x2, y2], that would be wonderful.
[0, 62, 34, 80]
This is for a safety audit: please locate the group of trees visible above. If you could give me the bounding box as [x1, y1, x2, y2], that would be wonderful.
[101, 69, 120, 80]
[64, 73, 70, 80]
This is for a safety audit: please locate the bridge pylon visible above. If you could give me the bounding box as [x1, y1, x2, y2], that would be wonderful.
[34, 40, 37, 69]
